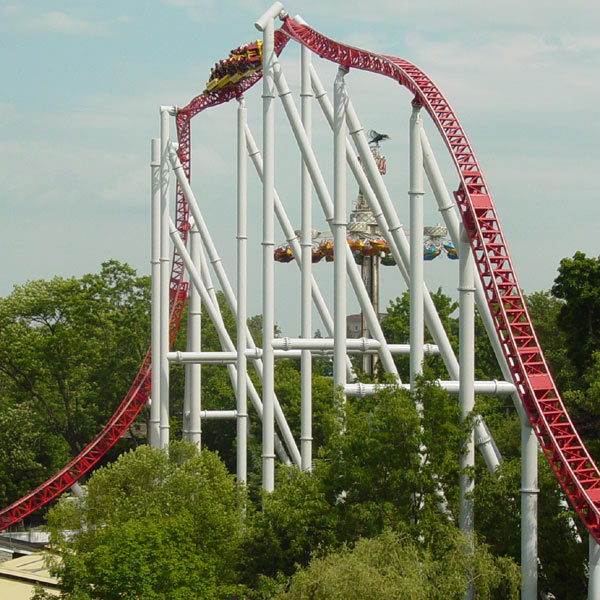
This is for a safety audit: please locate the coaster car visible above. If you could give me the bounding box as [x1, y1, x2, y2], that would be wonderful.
[205, 40, 263, 92]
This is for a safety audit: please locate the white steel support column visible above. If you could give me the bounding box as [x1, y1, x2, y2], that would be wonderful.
[159, 107, 172, 449]
[256, 7, 279, 492]
[236, 98, 248, 484]
[459, 225, 475, 600]
[419, 127, 538, 590]
[409, 103, 424, 398]
[168, 147, 301, 467]
[333, 66, 348, 393]
[188, 221, 202, 448]
[300, 43, 313, 470]
[272, 59, 399, 380]
[244, 125, 356, 383]
[419, 127, 507, 472]
[589, 536, 600, 599]
[521, 419, 538, 600]
[150, 138, 161, 448]
[168, 217, 293, 466]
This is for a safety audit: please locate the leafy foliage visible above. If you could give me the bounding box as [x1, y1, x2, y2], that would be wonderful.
[280, 528, 520, 600]
[40, 442, 245, 600]
[0, 261, 150, 508]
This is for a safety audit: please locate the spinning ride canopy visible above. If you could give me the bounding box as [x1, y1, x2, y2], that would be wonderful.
[1, 13, 599, 552]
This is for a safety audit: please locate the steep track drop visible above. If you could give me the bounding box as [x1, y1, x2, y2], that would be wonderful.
[1, 19, 598, 546]
[278, 16, 600, 541]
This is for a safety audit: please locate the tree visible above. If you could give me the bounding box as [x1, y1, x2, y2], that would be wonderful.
[0, 261, 150, 508]
[280, 528, 520, 600]
[0, 261, 150, 453]
[316, 380, 463, 541]
[381, 288, 458, 379]
[525, 290, 575, 392]
[551, 251, 600, 378]
[37, 442, 245, 600]
[240, 466, 340, 589]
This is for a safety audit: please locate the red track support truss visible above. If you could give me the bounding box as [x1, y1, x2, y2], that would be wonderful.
[2, 19, 598, 546]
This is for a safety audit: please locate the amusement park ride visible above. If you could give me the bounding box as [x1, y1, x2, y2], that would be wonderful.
[1, 4, 599, 598]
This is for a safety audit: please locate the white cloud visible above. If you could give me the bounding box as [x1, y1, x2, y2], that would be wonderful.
[1, 8, 107, 35]
[160, 0, 217, 22]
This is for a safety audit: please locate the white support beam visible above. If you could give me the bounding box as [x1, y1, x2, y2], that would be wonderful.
[345, 381, 516, 397]
[236, 98, 248, 484]
[459, 225, 475, 600]
[272, 57, 399, 380]
[150, 138, 161, 449]
[159, 107, 173, 450]
[589, 536, 600, 600]
[187, 221, 202, 448]
[168, 147, 301, 467]
[168, 216, 294, 467]
[244, 125, 357, 383]
[300, 40, 313, 471]
[409, 103, 424, 405]
[521, 419, 539, 600]
[261, 13, 276, 492]
[333, 65, 349, 393]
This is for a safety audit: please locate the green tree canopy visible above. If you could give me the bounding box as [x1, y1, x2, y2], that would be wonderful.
[551, 251, 600, 378]
[38, 442, 245, 600]
[280, 528, 520, 600]
[0, 261, 150, 508]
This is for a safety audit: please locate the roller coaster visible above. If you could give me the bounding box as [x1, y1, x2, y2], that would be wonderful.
[1, 5, 599, 598]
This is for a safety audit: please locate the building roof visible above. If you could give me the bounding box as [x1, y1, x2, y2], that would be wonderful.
[0, 553, 59, 599]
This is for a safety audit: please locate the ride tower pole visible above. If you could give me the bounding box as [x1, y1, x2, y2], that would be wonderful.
[159, 106, 173, 449]
[187, 220, 202, 448]
[255, 1, 284, 492]
[409, 102, 424, 400]
[150, 138, 161, 448]
[333, 65, 349, 394]
[236, 97, 248, 484]
[521, 418, 538, 600]
[300, 40, 313, 471]
[459, 224, 475, 600]
[589, 536, 600, 599]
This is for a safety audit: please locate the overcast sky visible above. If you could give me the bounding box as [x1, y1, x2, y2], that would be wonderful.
[2, 1, 599, 334]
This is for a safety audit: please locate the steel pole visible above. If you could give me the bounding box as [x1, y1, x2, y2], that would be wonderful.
[333, 66, 348, 393]
[260, 14, 276, 492]
[244, 125, 356, 383]
[188, 221, 202, 448]
[420, 128, 539, 587]
[236, 98, 248, 484]
[150, 138, 161, 448]
[409, 103, 424, 401]
[159, 107, 172, 449]
[272, 59, 399, 380]
[419, 127, 510, 471]
[168, 148, 301, 466]
[168, 217, 293, 466]
[521, 419, 538, 600]
[300, 43, 313, 471]
[459, 225, 475, 600]
[589, 536, 600, 599]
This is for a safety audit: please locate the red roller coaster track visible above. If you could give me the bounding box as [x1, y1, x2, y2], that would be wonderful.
[2, 19, 599, 545]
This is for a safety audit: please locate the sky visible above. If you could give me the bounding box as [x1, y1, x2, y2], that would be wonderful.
[2, 0, 599, 335]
